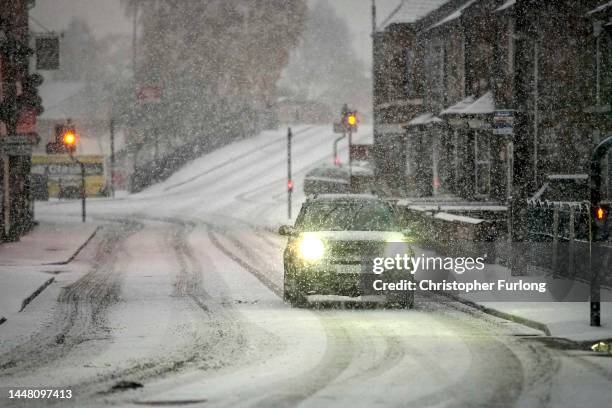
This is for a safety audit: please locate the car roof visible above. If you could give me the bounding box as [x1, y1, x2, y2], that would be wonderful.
[306, 166, 349, 177]
[306, 193, 382, 203]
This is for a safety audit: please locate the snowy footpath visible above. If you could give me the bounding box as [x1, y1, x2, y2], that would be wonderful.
[0, 213, 100, 327]
[413, 246, 612, 343]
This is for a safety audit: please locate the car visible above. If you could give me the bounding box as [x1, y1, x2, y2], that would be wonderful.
[303, 166, 350, 195]
[279, 194, 415, 308]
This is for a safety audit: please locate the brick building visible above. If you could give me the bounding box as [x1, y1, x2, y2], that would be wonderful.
[0, 0, 41, 241]
[373, 0, 612, 205]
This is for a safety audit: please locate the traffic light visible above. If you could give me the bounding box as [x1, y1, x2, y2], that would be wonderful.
[594, 205, 608, 226]
[596, 206, 605, 221]
[593, 204, 609, 241]
[287, 179, 294, 192]
[46, 123, 78, 154]
[62, 129, 77, 153]
[342, 111, 359, 132]
[347, 113, 357, 126]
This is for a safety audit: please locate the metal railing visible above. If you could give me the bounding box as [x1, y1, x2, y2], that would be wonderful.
[527, 200, 611, 286]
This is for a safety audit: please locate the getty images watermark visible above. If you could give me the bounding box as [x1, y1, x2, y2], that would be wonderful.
[371, 254, 546, 294]
[359, 242, 611, 302]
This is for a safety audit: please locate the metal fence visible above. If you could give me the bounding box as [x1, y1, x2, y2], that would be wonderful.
[527, 200, 611, 286]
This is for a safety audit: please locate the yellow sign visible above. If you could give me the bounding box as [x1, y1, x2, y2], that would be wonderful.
[32, 155, 106, 197]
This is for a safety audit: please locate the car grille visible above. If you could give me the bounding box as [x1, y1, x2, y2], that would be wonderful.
[326, 240, 384, 263]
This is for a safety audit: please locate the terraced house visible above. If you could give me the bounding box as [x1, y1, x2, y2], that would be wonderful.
[0, 0, 41, 241]
[373, 0, 612, 207]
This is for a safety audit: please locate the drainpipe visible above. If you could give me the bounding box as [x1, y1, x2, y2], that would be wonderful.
[533, 39, 539, 188]
[594, 21, 602, 107]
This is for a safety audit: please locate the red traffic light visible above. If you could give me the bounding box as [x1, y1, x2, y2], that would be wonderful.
[287, 179, 294, 191]
[63, 132, 76, 146]
[62, 130, 77, 153]
[596, 206, 606, 221]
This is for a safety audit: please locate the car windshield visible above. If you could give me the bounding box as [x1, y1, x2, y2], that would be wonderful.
[296, 200, 399, 231]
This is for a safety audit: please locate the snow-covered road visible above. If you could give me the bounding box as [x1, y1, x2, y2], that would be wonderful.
[1, 126, 611, 407]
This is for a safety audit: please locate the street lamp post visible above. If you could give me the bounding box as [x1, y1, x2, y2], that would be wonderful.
[287, 127, 293, 220]
[333, 132, 346, 166]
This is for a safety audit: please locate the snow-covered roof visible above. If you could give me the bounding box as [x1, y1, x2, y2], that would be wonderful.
[464, 91, 495, 114]
[382, 0, 450, 29]
[587, 1, 612, 16]
[434, 212, 484, 224]
[428, 0, 479, 31]
[547, 174, 589, 180]
[440, 96, 475, 115]
[407, 112, 443, 126]
[440, 92, 495, 115]
[495, 0, 515, 12]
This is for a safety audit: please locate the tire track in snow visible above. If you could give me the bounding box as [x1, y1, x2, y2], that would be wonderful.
[16, 217, 257, 407]
[0, 220, 141, 379]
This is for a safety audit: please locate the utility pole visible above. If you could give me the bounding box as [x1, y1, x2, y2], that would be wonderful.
[79, 159, 86, 222]
[287, 128, 293, 220]
[371, 0, 377, 153]
[110, 117, 116, 198]
[66, 153, 86, 222]
[348, 129, 353, 180]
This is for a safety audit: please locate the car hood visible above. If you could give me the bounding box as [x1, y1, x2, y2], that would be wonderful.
[302, 230, 404, 242]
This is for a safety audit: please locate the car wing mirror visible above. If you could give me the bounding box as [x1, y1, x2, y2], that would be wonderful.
[278, 225, 297, 236]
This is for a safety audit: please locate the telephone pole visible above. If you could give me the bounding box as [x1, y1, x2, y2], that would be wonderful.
[287, 128, 293, 220]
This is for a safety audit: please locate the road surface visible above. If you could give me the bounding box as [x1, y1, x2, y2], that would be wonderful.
[1, 126, 611, 407]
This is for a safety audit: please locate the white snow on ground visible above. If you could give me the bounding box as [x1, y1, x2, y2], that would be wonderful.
[0, 217, 99, 318]
[413, 246, 612, 341]
[0, 219, 98, 267]
[1, 124, 612, 407]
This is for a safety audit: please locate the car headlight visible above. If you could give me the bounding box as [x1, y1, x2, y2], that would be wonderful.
[298, 234, 325, 262]
[384, 233, 410, 259]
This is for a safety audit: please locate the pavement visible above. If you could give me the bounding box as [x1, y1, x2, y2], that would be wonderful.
[394, 195, 612, 343]
[0, 215, 100, 321]
[411, 246, 612, 344]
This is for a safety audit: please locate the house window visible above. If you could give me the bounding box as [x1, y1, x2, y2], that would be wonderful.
[474, 131, 492, 197]
[404, 48, 414, 96]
